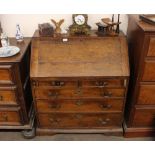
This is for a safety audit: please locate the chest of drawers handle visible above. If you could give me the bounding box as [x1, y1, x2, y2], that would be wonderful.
[49, 117, 61, 124]
[0, 95, 3, 101]
[48, 103, 61, 109]
[75, 100, 83, 106]
[51, 81, 65, 86]
[98, 118, 110, 125]
[74, 114, 83, 120]
[101, 92, 112, 98]
[99, 103, 112, 109]
[96, 81, 108, 87]
[48, 92, 59, 98]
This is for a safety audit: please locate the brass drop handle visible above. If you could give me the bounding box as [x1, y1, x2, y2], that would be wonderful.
[49, 103, 61, 109]
[102, 92, 112, 98]
[100, 104, 112, 109]
[75, 100, 83, 106]
[51, 81, 65, 86]
[96, 81, 108, 87]
[74, 114, 83, 120]
[49, 118, 61, 124]
[98, 118, 110, 125]
[48, 92, 59, 98]
[0, 95, 3, 101]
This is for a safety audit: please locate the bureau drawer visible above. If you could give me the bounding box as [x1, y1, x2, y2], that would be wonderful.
[38, 113, 122, 128]
[147, 37, 155, 57]
[36, 80, 77, 87]
[0, 87, 18, 105]
[82, 79, 125, 87]
[0, 64, 15, 84]
[36, 99, 124, 113]
[137, 85, 155, 105]
[0, 108, 22, 126]
[132, 107, 155, 127]
[34, 87, 125, 99]
[142, 61, 155, 81]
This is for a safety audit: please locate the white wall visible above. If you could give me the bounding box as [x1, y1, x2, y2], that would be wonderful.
[0, 14, 128, 37]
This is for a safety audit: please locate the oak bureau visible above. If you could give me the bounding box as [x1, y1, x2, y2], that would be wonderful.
[30, 31, 129, 135]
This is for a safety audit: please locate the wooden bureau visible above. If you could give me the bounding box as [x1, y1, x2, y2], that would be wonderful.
[0, 38, 35, 138]
[124, 15, 155, 137]
[31, 31, 129, 135]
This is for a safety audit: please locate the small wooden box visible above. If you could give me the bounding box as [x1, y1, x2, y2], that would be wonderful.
[38, 23, 54, 37]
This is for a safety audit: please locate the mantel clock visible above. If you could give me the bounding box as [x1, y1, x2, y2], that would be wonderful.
[69, 14, 91, 35]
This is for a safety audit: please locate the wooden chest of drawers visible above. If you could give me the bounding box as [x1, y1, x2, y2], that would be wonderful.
[124, 15, 155, 137]
[0, 38, 35, 138]
[31, 31, 129, 135]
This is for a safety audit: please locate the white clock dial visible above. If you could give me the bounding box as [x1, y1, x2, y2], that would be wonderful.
[75, 15, 85, 25]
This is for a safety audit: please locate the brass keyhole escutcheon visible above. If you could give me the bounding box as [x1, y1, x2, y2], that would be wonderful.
[75, 88, 82, 96]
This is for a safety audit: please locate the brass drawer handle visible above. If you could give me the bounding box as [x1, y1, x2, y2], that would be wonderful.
[0, 95, 3, 101]
[98, 118, 110, 125]
[49, 118, 61, 124]
[49, 103, 61, 109]
[102, 92, 112, 98]
[96, 81, 108, 87]
[51, 81, 65, 86]
[74, 114, 83, 120]
[48, 92, 59, 98]
[100, 104, 112, 109]
[75, 100, 83, 106]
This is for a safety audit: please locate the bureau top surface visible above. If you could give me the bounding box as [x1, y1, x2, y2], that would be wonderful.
[0, 38, 31, 63]
[30, 36, 129, 78]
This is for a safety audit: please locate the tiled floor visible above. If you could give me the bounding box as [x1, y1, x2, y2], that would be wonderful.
[0, 132, 154, 141]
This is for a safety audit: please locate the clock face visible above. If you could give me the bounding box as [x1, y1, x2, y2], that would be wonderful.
[74, 15, 85, 25]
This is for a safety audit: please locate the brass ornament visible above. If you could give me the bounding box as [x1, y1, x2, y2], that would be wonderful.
[51, 19, 64, 35]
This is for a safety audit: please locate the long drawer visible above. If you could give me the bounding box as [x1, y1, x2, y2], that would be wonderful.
[132, 106, 155, 127]
[34, 87, 125, 99]
[0, 107, 23, 126]
[0, 86, 18, 105]
[36, 99, 124, 113]
[38, 113, 122, 128]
